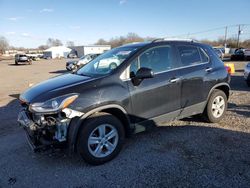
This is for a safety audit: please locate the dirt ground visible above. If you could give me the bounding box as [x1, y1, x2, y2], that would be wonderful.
[0, 59, 249, 187]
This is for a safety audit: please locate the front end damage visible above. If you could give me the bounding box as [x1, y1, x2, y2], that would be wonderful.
[18, 103, 83, 151]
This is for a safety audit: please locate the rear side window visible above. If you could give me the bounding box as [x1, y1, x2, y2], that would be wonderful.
[199, 48, 209, 63]
[177, 45, 209, 67]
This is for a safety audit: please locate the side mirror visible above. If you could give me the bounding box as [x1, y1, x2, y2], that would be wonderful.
[131, 67, 154, 86]
[135, 67, 154, 79]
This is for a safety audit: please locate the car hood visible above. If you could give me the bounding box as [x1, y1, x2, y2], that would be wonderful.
[20, 73, 94, 103]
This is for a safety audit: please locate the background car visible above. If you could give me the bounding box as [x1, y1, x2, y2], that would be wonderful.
[244, 62, 250, 86]
[66, 53, 100, 71]
[15, 54, 32, 65]
[244, 49, 250, 60]
[66, 60, 77, 71]
[231, 49, 245, 61]
[67, 53, 77, 58]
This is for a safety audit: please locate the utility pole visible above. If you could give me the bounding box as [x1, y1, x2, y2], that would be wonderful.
[236, 25, 241, 48]
[224, 26, 227, 48]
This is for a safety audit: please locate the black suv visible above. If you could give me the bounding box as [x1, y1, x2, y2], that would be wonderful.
[18, 39, 230, 165]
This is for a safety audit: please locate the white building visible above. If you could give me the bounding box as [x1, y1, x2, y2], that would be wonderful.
[44, 46, 72, 59]
[70, 45, 111, 57]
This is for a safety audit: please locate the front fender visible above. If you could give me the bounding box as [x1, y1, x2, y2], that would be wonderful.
[67, 104, 131, 153]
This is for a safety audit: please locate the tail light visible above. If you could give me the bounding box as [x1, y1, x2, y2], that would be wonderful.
[225, 65, 232, 75]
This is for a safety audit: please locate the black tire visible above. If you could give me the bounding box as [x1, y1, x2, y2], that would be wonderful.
[203, 89, 227, 123]
[247, 81, 250, 87]
[77, 112, 125, 165]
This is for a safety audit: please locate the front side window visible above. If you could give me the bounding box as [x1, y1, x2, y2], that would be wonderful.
[177, 45, 209, 67]
[77, 46, 138, 77]
[130, 45, 173, 75]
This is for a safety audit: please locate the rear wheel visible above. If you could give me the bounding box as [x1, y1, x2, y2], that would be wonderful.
[77, 112, 125, 165]
[203, 89, 227, 123]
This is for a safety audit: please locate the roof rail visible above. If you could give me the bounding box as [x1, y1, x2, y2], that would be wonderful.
[151, 38, 165, 43]
[151, 38, 197, 43]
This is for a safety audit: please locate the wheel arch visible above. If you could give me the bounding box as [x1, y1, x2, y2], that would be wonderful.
[207, 83, 230, 101]
[68, 104, 132, 153]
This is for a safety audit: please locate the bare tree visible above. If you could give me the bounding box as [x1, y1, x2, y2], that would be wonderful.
[94, 33, 155, 48]
[0, 36, 9, 54]
[66, 41, 75, 47]
[95, 38, 108, 45]
[38, 45, 49, 50]
[125, 32, 144, 43]
[46, 38, 63, 47]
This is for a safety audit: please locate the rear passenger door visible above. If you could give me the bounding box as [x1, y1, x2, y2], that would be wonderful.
[175, 44, 211, 112]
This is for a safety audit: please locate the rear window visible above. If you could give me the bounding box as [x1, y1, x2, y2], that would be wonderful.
[177, 45, 209, 66]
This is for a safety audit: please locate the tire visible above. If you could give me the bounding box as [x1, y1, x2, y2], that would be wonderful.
[77, 112, 125, 165]
[203, 89, 227, 123]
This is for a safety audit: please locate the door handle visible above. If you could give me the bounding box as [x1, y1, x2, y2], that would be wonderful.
[205, 67, 213, 72]
[170, 77, 180, 83]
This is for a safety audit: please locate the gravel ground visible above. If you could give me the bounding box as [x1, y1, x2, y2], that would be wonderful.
[0, 59, 249, 188]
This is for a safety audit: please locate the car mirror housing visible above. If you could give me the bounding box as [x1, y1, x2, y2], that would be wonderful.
[131, 67, 154, 86]
[135, 67, 154, 79]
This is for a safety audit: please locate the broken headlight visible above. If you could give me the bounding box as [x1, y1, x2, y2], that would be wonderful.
[29, 94, 78, 113]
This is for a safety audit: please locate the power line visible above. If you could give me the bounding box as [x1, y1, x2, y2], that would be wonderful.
[171, 24, 250, 38]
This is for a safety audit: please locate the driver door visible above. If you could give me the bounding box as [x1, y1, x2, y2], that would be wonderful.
[126, 45, 181, 124]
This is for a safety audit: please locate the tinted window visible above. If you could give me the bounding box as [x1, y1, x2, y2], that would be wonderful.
[199, 48, 209, 63]
[130, 45, 173, 75]
[177, 45, 201, 66]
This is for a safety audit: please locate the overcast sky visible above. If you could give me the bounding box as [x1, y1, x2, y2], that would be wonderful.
[0, 0, 250, 48]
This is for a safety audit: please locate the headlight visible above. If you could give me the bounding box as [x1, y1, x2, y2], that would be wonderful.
[29, 94, 78, 113]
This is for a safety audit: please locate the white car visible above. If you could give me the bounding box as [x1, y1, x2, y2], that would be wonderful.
[244, 49, 250, 61]
[97, 56, 121, 69]
[244, 62, 250, 87]
[66, 54, 100, 71]
[77, 54, 100, 66]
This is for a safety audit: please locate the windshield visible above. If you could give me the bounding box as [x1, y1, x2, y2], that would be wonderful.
[76, 46, 138, 77]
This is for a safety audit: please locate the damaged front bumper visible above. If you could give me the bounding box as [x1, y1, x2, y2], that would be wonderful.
[17, 108, 83, 151]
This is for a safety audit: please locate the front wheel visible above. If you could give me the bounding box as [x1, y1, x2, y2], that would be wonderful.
[77, 112, 125, 165]
[203, 89, 227, 123]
